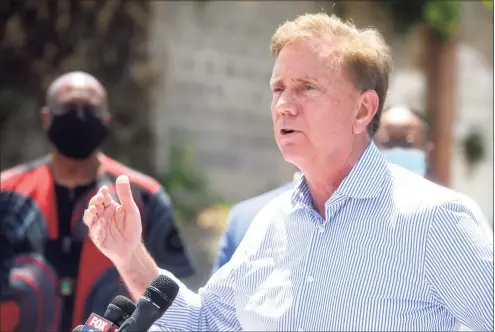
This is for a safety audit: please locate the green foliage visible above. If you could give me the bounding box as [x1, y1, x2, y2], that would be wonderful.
[0, 0, 157, 174]
[377, 0, 461, 39]
[159, 141, 224, 224]
[423, 1, 461, 38]
[0, 88, 35, 131]
[378, 0, 427, 34]
[481, 0, 494, 10]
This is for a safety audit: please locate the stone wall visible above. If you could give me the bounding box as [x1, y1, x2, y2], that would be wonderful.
[148, 1, 320, 201]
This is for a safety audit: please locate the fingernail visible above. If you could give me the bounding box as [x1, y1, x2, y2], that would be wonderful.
[117, 175, 129, 183]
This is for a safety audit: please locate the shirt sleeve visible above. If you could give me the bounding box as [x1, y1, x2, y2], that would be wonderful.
[142, 188, 195, 278]
[424, 199, 494, 331]
[151, 253, 243, 331]
[150, 195, 284, 332]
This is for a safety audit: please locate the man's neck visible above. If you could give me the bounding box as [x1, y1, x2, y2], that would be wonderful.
[51, 152, 100, 188]
[303, 136, 369, 217]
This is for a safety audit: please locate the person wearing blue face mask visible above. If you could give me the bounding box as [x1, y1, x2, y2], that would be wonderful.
[374, 105, 433, 177]
[375, 106, 492, 332]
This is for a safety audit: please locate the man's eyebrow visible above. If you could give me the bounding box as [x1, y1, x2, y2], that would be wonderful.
[270, 76, 321, 87]
[269, 77, 281, 87]
[297, 75, 323, 84]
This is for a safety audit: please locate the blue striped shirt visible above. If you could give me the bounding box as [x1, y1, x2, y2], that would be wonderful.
[152, 142, 493, 331]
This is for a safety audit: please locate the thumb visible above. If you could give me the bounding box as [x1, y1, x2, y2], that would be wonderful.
[115, 175, 137, 211]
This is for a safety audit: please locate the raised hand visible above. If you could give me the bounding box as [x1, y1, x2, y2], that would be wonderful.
[83, 175, 143, 265]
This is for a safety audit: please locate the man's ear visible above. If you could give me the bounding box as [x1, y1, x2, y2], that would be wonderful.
[40, 106, 50, 130]
[354, 90, 379, 135]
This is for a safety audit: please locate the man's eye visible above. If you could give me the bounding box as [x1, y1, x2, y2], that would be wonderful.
[272, 87, 283, 92]
[304, 85, 314, 91]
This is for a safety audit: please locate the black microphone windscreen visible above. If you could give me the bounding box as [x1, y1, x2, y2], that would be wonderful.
[146, 275, 179, 311]
[111, 295, 136, 316]
[151, 274, 180, 295]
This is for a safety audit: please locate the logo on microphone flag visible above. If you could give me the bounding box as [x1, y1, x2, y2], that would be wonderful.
[81, 313, 117, 332]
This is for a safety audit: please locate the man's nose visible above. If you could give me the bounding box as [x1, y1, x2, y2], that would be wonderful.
[275, 91, 297, 116]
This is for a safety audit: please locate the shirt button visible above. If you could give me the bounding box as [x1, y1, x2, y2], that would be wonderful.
[318, 225, 325, 233]
[306, 276, 314, 283]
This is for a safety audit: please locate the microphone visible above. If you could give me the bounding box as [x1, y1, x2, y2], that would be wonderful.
[77, 295, 136, 332]
[104, 295, 136, 327]
[73, 325, 84, 332]
[117, 275, 179, 332]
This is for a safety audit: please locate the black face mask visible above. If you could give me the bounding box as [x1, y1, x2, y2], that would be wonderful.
[47, 107, 108, 160]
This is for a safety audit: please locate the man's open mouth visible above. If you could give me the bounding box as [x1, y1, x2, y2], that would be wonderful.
[281, 129, 296, 135]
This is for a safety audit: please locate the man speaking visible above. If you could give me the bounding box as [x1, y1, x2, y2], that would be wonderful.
[83, 13, 493, 331]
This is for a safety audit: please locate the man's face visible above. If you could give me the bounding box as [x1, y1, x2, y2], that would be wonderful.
[270, 39, 363, 169]
[43, 80, 108, 125]
[374, 108, 426, 150]
[41, 76, 110, 160]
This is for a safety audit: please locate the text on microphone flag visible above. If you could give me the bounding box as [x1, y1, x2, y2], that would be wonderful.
[82, 313, 117, 332]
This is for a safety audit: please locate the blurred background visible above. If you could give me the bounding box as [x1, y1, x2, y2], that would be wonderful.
[1, 0, 493, 292]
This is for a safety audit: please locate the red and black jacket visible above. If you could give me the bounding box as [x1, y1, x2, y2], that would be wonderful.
[0, 153, 194, 331]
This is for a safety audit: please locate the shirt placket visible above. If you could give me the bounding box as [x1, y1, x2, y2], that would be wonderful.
[286, 209, 320, 332]
[291, 196, 349, 332]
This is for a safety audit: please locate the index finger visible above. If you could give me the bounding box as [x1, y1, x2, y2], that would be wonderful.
[88, 193, 104, 207]
[83, 205, 98, 228]
[98, 185, 109, 196]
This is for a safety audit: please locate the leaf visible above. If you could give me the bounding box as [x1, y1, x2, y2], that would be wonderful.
[481, 0, 494, 10]
[423, 1, 461, 38]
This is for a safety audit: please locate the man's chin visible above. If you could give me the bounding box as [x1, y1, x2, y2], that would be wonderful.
[279, 147, 306, 167]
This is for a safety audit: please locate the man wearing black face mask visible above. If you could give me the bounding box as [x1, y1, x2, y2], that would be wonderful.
[0, 71, 195, 332]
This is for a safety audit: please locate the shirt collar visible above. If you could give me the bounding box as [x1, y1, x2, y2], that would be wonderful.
[291, 141, 387, 207]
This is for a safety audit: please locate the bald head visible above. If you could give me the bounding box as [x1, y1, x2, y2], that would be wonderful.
[42, 71, 109, 126]
[46, 71, 107, 108]
[374, 106, 428, 150]
[374, 106, 431, 177]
